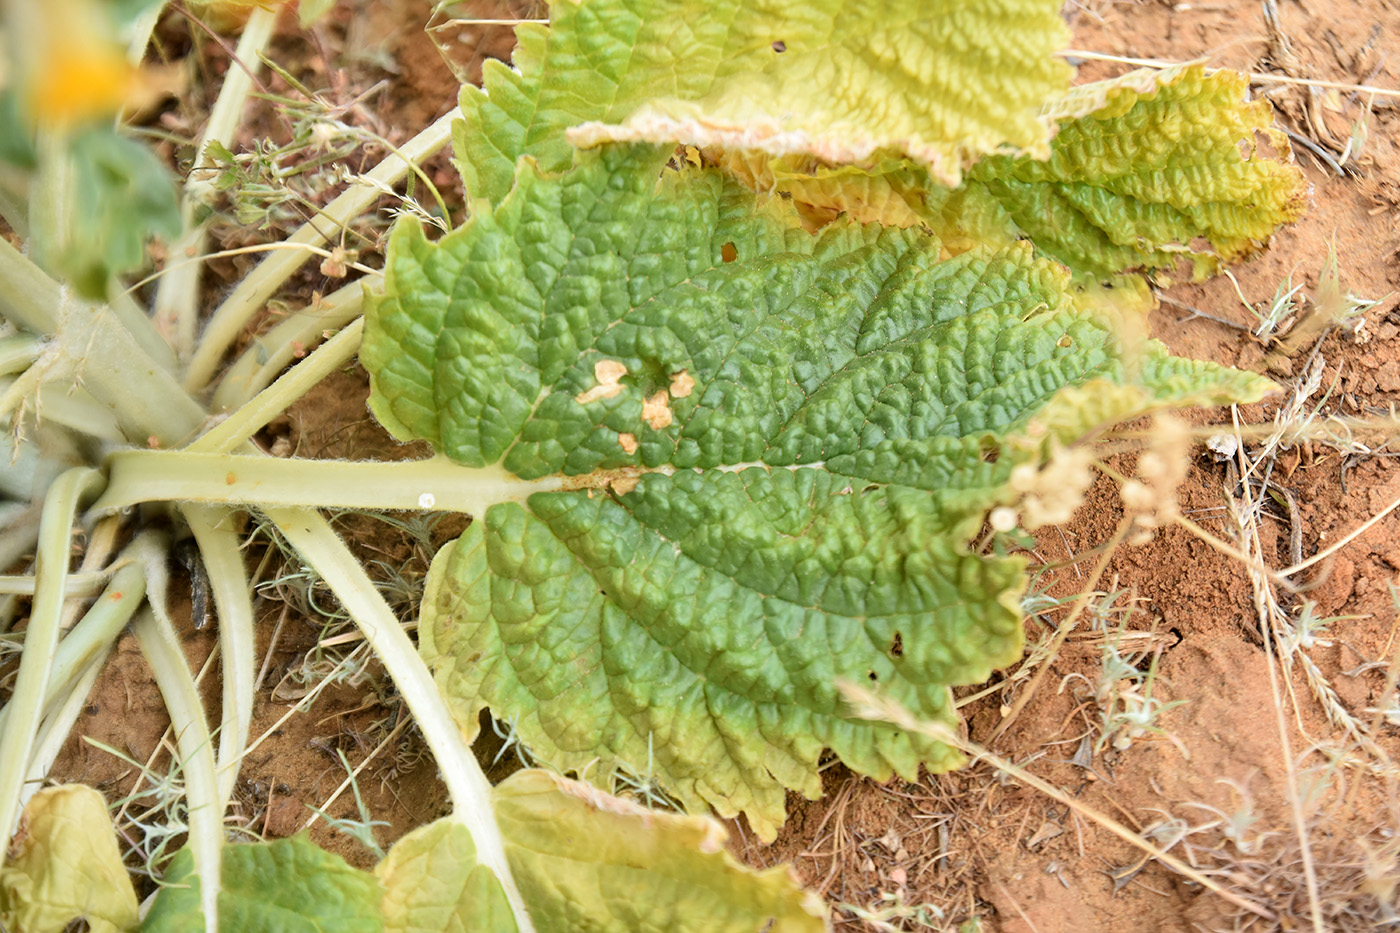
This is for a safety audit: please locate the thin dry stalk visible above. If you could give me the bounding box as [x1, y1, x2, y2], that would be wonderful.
[1229, 412, 1325, 931]
[987, 515, 1134, 744]
[842, 683, 1277, 922]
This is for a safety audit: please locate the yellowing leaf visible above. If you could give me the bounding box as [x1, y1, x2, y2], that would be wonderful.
[723, 66, 1309, 282]
[456, 0, 1071, 202]
[493, 770, 826, 932]
[376, 820, 517, 933]
[566, 0, 1071, 186]
[0, 785, 139, 933]
[969, 65, 1308, 280]
[375, 773, 825, 931]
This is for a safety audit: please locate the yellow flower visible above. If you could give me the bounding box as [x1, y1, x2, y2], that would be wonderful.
[28, 34, 143, 128]
[15, 0, 182, 129]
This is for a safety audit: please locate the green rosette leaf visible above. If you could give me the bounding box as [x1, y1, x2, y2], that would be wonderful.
[142, 835, 383, 933]
[362, 143, 1272, 837]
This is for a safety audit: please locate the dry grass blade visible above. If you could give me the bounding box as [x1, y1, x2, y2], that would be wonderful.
[839, 682, 1277, 922]
[1227, 415, 1325, 930]
[986, 515, 1133, 745]
[1057, 48, 1400, 97]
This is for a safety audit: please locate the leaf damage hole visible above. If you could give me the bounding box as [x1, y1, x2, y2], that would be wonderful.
[867, 670, 878, 682]
[720, 241, 738, 263]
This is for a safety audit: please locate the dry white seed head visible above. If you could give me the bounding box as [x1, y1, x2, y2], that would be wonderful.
[1121, 413, 1191, 543]
[989, 507, 1018, 532]
[1013, 443, 1096, 530]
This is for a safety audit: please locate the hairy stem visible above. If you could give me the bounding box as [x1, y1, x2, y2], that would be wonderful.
[0, 466, 104, 847]
[133, 603, 222, 932]
[0, 334, 43, 376]
[0, 233, 173, 375]
[27, 132, 71, 280]
[182, 504, 257, 810]
[0, 562, 142, 749]
[0, 570, 109, 596]
[14, 559, 147, 814]
[0, 371, 126, 442]
[0, 235, 208, 445]
[96, 451, 567, 514]
[269, 508, 536, 933]
[0, 230, 64, 334]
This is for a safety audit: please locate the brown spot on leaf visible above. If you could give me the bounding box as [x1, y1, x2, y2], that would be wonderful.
[642, 391, 673, 429]
[575, 359, 628, 404]
[669, 370, 695, 398]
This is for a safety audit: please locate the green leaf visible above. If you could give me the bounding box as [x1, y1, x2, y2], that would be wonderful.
[0, 785, 139, 933]
[376, 820, 517, 933]
[62, 127, 181, 297]
[722, 65, 1308, 282]
[456, 0, 1071, 203]
[143, 835, 384, 933]
[138, 849, 202, 933]
[493, 769, 826, 931]
[0, 89, 37, 168]
[363, 143, 1272, 837]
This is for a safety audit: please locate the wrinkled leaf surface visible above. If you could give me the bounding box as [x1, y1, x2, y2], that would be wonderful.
[724, 66, 1308, 281]
[142, 835, 382, 932]
[457, 0, 1070, 202]
[363, 143, 1271, 836]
